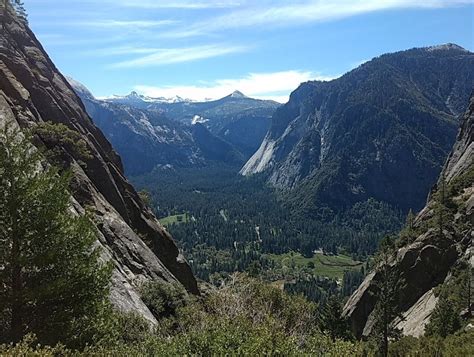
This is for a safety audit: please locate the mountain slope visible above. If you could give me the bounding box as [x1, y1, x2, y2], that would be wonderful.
[70, 82, 245, 175]
[242, 45, 474, 215]
[343, 93, 473, 338]
[0, 9, 198, 324]
[107, 90, 280, 157]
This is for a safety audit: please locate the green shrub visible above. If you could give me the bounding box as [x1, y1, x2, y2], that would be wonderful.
[140, 281, 189, 318]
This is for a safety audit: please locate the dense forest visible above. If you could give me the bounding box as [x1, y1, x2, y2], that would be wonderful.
[132, 164, 401, 299]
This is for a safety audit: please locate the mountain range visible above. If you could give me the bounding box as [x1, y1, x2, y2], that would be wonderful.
[105, 89, 280, 158]
[242, 44, 474, 216]
[69, 79, 245, 175]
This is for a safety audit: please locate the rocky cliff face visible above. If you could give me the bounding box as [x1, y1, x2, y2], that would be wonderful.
[242, 45, 474, 215]
[69, 80, 244, 176]
[0, 10, 198, 324]
[343, 94, 473, 338]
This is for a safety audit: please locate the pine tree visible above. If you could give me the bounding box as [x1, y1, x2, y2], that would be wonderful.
[0, 124, 111, 347]
[437, 178, 447, 238]
[425, 296, 461, 338]
[370, 237, 404, 357]
[11, 0, 27, 23]
[320, 295, 352, 341]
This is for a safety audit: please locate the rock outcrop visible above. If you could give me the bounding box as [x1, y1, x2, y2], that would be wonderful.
[0, 9, 198, 324]
[343, 94, 474, 338]
[242, 45, 474, 216]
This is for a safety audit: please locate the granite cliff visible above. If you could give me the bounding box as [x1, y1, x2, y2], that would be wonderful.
[242, 45, 474, 216]
[343, 94, 473, 338]
[0, 8, 198, 325]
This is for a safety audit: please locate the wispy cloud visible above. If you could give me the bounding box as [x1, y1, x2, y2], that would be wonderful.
[75, 19, 177, 29]
[133, 70, 337, 102]
[161, 0, 473, 38]
[110, 0, 241, 9]
[109, 44, 250, 68]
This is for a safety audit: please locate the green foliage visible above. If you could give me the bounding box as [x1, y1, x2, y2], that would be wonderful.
[0, 124, 112, 348]
[397, 209, 417, 247]
[131, 165, 401, 301]
[159, 213, 190, 226]
[111, 311, 152, 345]
[10, 0, 27, 23]
[370, 239, 405, 356]
[0, 334, 67, 356]
[425, 296, 461, 338]
[320, 295, 353, 341]
[33, 122, 92, 164]
[138, 189, 151, 206]
[2, 0, 27, 24]
[140, 281, 188, 318]
[389, 330, 474, 356]
[425, 260, 472, 338]
[269, 251, 363, 280]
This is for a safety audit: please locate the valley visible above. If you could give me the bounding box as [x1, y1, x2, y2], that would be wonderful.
[0, 1, 473, 355]
[131, 163, 399, 299]
[101, 44, 474, 304]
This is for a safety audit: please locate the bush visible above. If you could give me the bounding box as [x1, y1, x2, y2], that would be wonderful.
[140, 281, 189, 318]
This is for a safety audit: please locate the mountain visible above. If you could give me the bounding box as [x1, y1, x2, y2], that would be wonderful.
[106, 90, 280, 157]
[344, 93, 474, 338]
[0, 9, 197, 324]
[104, 91, 193, 107]
[69, 81, 245, 175]
[242, 44, 474, 215]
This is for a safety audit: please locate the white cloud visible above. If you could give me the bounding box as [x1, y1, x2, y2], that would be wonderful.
[80, 46, 163, 57]
[111, 0, 241, 9]
[76, 19, 177, 29]
[161, 0, 473, 38]
[109, 44, 250, 68]
[133, 70, 337, 102]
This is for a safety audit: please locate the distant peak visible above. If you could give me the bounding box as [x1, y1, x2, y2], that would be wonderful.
[426, 43, 468, 52]
[66, 76, 96, 100]
[229, 90, 247, 99]
[127, 91, 141, 98]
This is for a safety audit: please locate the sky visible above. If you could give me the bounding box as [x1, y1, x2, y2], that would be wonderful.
[25, 0, 474, 103]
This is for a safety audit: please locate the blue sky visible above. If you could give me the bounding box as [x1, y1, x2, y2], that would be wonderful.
[26, 0, 473, 102]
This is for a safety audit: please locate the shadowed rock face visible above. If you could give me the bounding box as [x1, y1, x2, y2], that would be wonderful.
[0, 10, 198, 323]
[343, 94, 474, 338]
[242, 45, 474, 215]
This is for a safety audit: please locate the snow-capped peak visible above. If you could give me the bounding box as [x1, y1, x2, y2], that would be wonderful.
[229, 90, 248, 99]
[104, 92, 195, 104]
[426, 43, 468, 53]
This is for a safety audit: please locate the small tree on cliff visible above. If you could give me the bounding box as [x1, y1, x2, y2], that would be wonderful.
[2, 1, 27, 25]
[11, 0, 27, 23]
[0, 124, 111, 347]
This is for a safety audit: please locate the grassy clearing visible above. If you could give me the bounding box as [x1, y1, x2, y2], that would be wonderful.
[268, 252, 362, 279]
[159, 213, 190, 226]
